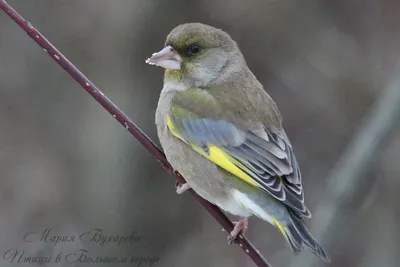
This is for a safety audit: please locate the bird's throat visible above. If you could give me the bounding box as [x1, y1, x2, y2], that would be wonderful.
[164, 69, 182, 82]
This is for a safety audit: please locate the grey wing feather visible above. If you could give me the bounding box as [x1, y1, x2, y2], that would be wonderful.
[169, 115, 310, 217]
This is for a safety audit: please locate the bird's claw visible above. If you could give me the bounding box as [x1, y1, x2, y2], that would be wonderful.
[225, 218, 248, 245]
[227, 234, 240, 244]
[175, 181, 191, 194]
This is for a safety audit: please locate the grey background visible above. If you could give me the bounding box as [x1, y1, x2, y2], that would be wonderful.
[0, 1, 399, 267]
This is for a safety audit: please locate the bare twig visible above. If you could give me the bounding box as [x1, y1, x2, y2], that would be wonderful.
[0, 1, 271, 266]
[291, 77, 400, 267]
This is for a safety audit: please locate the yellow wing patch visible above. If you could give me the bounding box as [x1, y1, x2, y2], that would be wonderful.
[167, 116, 260, 189]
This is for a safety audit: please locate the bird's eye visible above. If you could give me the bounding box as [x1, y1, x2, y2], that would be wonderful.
[187, 44, 200, 55]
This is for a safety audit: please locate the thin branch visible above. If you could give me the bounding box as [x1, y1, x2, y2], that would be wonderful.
[290, 76, 400, 267]
[0, 1, 271, 266]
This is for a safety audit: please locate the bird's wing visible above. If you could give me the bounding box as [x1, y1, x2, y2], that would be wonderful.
[167, 88, 310, 217]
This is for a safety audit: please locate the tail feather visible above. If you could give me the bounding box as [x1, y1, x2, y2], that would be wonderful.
[282, 223, 304, 254]
[281, 210, 331, 263]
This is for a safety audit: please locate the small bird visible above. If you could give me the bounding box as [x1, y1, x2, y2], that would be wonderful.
[147, 23, 330, 262]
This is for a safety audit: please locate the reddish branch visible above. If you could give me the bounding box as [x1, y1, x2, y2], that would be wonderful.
[0, 1, 271, 266]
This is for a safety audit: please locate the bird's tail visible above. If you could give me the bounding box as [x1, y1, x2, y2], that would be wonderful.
[275, 210, 331, 263]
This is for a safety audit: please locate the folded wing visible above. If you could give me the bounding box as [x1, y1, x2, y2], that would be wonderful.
[168, 92, 310, 217]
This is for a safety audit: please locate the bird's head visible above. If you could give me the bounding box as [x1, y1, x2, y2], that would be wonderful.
[146, 23, 246, 88]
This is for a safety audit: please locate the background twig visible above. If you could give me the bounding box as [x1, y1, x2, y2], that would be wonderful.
[0, 1, 271, 266]
[290, 75, 400, 267]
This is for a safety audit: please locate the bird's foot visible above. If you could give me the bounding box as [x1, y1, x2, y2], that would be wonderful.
[175, 181, 191, 194]
[227, 217, 248, 244]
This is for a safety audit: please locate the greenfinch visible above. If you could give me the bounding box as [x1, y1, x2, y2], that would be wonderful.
[147, 23, 330, 262]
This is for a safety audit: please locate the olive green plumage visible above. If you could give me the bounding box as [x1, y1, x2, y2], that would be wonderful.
[148, 23, 330, 263]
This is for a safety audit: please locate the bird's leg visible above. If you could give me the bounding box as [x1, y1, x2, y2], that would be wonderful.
[175, 181, 191, 194]
[227, 217, 249, 244]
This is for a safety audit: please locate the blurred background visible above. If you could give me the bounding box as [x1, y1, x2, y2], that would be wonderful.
[0, 0, 399, 266]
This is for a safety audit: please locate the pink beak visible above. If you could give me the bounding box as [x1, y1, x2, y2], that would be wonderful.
[145, 45, 182, 70]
